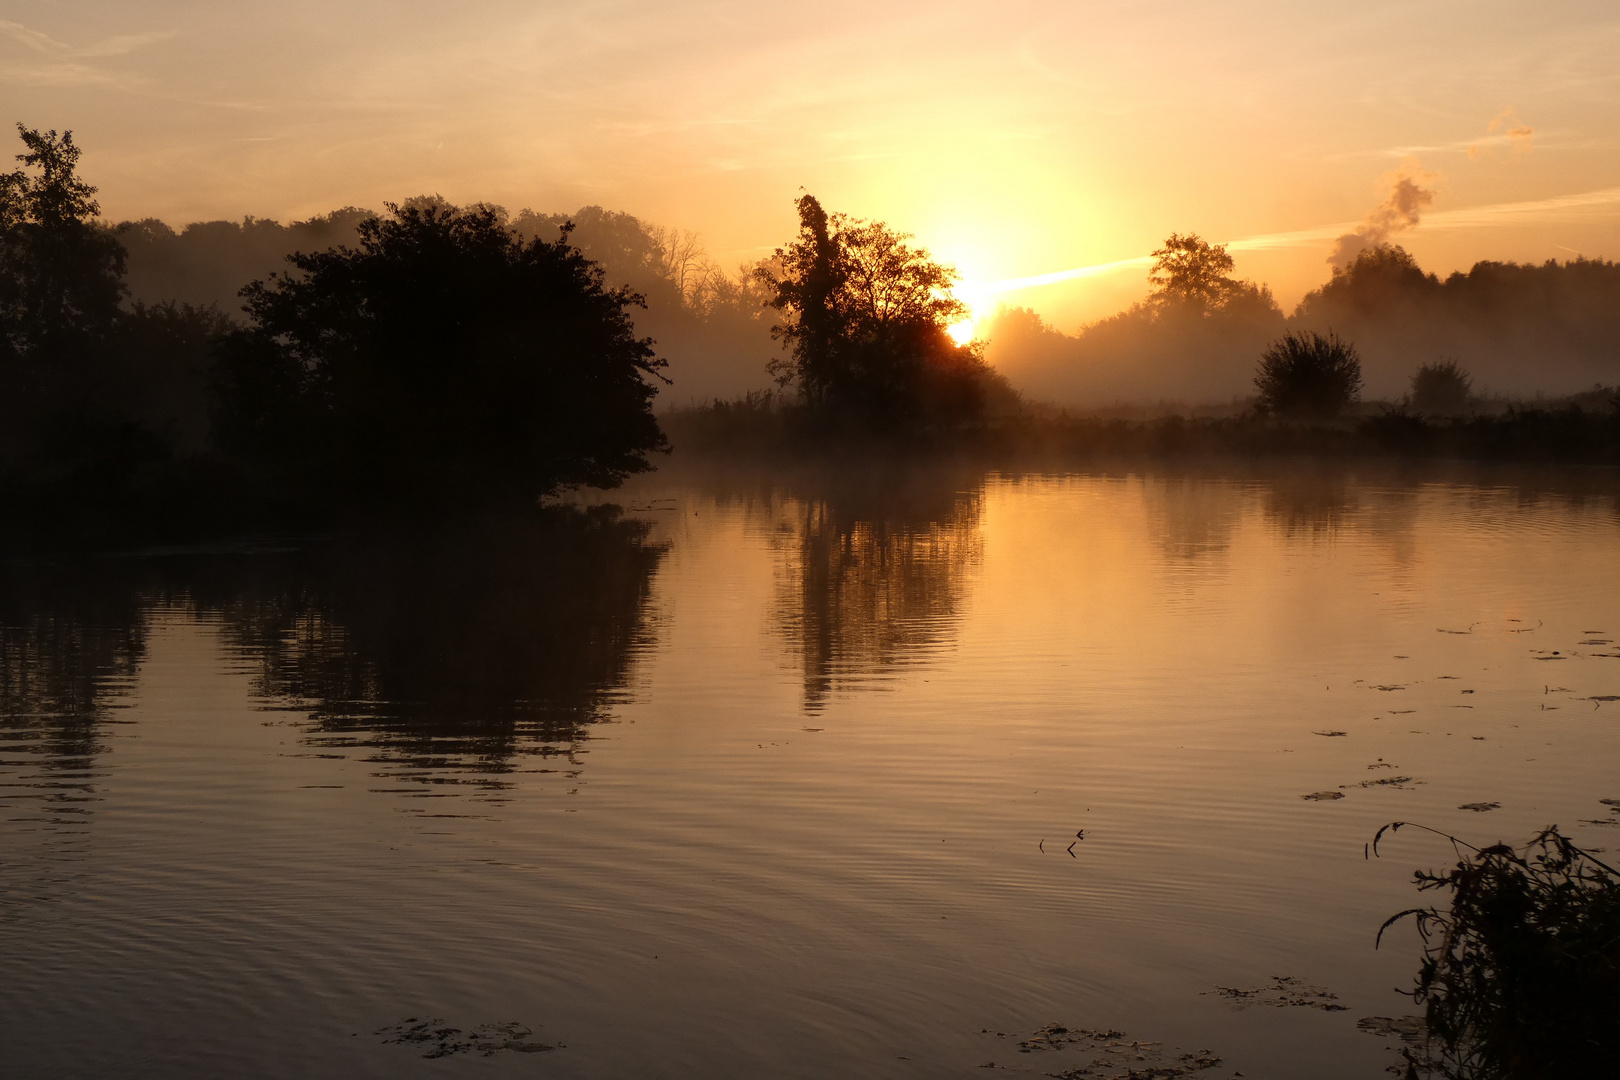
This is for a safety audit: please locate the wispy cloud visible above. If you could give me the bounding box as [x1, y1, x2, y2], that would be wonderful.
[1469, 108, 1533, 160]
[0, 19, 172, 88]
[1340, 112, 1540, 163]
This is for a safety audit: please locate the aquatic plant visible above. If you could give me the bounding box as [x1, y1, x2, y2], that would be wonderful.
[1371, 823, 1620, 1079]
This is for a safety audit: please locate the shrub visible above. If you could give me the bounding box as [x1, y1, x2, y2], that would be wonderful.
[1254, 330, 1362, 420]
[1411, 361, 1474, 414]
[1373, 823, 1620, 1079]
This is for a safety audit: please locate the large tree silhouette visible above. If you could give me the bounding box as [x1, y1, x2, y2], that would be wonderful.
[757, 194, 1010, 430]
[215, 199, 669, 512]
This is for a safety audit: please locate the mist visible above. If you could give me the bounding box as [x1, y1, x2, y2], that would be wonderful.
[985, 244, 1620, 409]
[115, 202, 779, 405]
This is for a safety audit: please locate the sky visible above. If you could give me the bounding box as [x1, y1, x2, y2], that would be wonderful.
[5, 1, 1620, 330]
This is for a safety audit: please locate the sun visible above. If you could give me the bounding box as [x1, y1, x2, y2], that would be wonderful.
[946, 319, 975, 345]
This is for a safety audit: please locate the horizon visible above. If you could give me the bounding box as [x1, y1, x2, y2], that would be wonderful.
[7, 2, 1620, 331]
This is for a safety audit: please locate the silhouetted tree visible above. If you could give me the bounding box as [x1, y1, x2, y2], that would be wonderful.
[984, 233, 1283, 407]
[1148, 233, 1238, 313]
[757, 193, 1011, 429]
[1410, 361, 1473, 415]
[1254, 330, 1362, 420]
[214, 200, 669, 512]
[0, 125, 126, 458]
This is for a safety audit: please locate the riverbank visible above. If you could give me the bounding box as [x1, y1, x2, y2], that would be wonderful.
[659, 395, 1620, 470]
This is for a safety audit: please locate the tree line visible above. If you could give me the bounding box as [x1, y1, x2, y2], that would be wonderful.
[0, 125, 1013, 544]
[6, 121, 1619, 546]
[988, 234, 1620, 409]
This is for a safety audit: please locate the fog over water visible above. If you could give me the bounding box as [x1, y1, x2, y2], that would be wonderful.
[5, 463, 1618, 1078]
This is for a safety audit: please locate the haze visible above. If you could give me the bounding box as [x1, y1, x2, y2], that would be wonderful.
[7, 1, 1620, 327]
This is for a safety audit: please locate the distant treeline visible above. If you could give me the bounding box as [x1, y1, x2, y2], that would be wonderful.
[5, 120, 1620, 551]
[109, 174, 1620, 415]
[117, 201, 779, 405]
[987, 243, 1620, 408]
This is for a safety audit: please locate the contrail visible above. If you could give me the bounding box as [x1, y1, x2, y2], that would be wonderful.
[964, 185, 1620, 302]
[958, 255, 1155, 302]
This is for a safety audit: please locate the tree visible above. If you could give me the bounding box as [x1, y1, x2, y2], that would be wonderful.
[1254, 330, 1363, 420]
[215, 200, 669, 511]
[0, 125, 126, 445]
[757, 194, 1008, 428]
[1147, 233, 1242, 314]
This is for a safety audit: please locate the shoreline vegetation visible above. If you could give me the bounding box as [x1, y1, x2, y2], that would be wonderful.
[659, 389, 1620, 468]
[4, 122, 1620, 554]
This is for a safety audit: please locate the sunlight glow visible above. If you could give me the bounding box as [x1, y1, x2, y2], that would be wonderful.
[946, 319, 976, 345]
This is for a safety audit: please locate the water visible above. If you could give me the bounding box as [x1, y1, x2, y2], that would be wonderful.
[4, 462, 1619, 1079]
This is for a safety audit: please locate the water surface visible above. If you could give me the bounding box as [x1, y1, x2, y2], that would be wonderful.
[5, 463, 1619, 1078]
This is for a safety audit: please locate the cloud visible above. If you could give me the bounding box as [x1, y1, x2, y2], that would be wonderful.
[1327, 160, 1436, 268]
[0, 19, 172, 88]
[1469, 108, 1533, 160]
[0, 20, 69, 54]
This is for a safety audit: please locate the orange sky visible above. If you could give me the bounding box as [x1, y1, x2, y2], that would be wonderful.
[6, 1, 1620, 328]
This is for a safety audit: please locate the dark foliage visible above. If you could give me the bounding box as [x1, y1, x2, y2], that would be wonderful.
[0, 127, 247, 547]
[1372, 823, 1620, 1080]
[215, 199, 670, 514]
[0, 125, 127, 460]
[1149, 233, 1256, 315]
[1295, 244, 1620, 397]
[1254, 331, 1363, 420]
[757, 194, 1014, 432]
[1411, 361, 1474, 415]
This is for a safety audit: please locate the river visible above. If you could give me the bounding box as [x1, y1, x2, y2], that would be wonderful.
[4, 461, 1618, 1078]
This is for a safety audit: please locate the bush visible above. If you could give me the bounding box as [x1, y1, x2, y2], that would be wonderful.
[1373, 823, 1620, 1079]
[1254, 330, 1362, 420]
[1411, 361, 1474, 414]
[214, 200, 669, 513]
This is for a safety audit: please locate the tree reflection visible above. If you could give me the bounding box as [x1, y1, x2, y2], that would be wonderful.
[773, 470, 983, 711]
[1144, 476, 1244, 564]
[0, 560, 147, 835]
[1259, 468, 1357, 537]
[197, 508, 665, 794]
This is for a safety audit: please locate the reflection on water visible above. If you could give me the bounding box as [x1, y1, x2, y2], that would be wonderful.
[200, 511, 664, 795]
[4, 463, 1620, 1079]
[0, 509, 664, 831]
[0, 562, 146, 824]
[771, 470, 982, 710]
[1145, 476, 1245, 564]
[1260, 467, 1357, 536]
